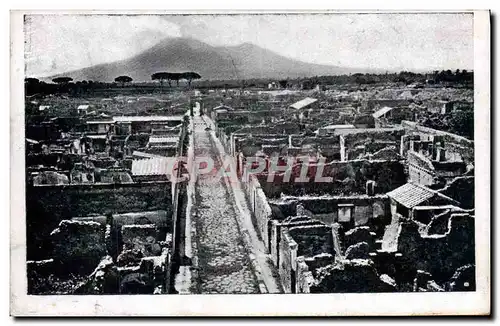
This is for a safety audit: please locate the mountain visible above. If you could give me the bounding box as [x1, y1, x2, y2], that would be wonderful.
[50, 37, 362, 82]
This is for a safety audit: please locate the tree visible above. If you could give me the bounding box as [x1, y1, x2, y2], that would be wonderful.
[181, 72, 202, 88]
[151, 72, 171, 87]
[25, 77, 40, 84]
[52, 77, 73, 84]
[114, 75, 133, 87]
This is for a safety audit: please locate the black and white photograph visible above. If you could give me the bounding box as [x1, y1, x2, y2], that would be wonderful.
[10, 9, 490, 316]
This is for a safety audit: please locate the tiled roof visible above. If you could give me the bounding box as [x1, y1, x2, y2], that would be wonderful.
[290, 97, 318, 110]
[386, 183, 435, 208]
[131, 157, 175, 176]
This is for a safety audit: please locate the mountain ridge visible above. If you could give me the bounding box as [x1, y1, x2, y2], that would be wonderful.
[49, 37, 366, 82]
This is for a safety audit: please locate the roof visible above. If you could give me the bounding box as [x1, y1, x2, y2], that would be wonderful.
[132, 150, 164, 159]
[39, 105, 50, 111]
[213, 105, 233, 112]
[86, 120, 114, 124]
[131, 157, 175, 176]
[112, 116, 184, 123]
[77, 105, 90, 110]
[290, 97, 318, 110]
[387, 183, 435, 208]
[373, 106, 394, 119]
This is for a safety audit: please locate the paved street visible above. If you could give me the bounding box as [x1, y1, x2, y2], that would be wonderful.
[192, 116, 261, 294]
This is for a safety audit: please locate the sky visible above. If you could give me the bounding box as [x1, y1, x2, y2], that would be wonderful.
[24, 13, 474, 78]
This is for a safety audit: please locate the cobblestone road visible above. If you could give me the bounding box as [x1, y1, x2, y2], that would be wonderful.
[192, 116, 260, 294]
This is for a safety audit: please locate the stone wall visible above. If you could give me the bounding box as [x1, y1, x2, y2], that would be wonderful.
[310, 259, 397, 293]
[270, 219, 323, 267]
[401, 121, 474, 165]
[72, 210, 170, 228]
[243, 174, 273, 251]
[343, 129, 405, 159]
[288, 225, 335, 258]
[296, 257, 314, 293]
[437, 176, 475, 209]
[121, 224, 162, 257]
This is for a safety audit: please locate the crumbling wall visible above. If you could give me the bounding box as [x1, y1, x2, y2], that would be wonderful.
[243, 174, 273, 251]
[447, 264, 476, 291]
[343, 226, 376, 252]
[288, 225, 335, 258]
[278, 229, 298, 293]
[257, 159, 406, 198]
[395, 213, 475, 283]
[296, 257, 314, 293]
[254, 187, 273, 249]
[401, 121, 474, 165]
[270, 219, 324, 266]
[269, 195, 390, 228]
[344, 129, 405, 152]
[437, 176, 475, 209]
[73, 248, 170, 295]
[121, 224, 162, 257]
[310, 259, 397, 293]
[72, 210, 170, 229]
[295, 253, 336, 294]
